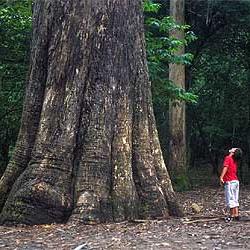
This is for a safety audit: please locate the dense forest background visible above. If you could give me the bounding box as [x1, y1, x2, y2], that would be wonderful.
[1, 0, 250, 190]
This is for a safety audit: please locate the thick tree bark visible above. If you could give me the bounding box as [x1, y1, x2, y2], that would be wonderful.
[169, 0, 188, 186]
[0, 0, 183, 225]
[0, 1, 50, 210]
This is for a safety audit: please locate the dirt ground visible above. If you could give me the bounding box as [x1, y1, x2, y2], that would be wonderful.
[1, 186, 250, 250]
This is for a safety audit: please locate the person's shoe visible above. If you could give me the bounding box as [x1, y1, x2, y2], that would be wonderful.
[234, 216, 240, 221]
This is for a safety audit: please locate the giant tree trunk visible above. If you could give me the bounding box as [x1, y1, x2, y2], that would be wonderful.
[169, 0, 188, 187]
[0, 0, 183, 225]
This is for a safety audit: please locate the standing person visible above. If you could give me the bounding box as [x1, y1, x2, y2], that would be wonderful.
[220, 148, 243, 221]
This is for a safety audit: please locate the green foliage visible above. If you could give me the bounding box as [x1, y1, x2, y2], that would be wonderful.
[144, 0, 197, 105]
[143, 0, 160, 13]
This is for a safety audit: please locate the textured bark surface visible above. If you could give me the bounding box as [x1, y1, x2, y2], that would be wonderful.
[0, 1, 50, 210]
[0, 0, 183, 225]
[169, 0, 187, 181]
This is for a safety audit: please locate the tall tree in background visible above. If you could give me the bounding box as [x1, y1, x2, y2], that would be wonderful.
[168, 0, 187, 187]
[0, 0, 183, 225]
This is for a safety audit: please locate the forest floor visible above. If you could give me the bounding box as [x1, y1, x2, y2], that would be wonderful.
[1, 185, 250, 250]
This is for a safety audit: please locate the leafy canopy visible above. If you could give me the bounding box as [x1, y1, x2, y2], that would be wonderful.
[144, 0, 197, 105]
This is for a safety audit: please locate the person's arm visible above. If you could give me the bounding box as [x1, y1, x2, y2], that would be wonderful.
[220, 166, 228, 184]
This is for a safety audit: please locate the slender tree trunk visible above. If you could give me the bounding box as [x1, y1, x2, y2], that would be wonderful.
[169, 0, 188, 187]
[0, 0, 183, 225]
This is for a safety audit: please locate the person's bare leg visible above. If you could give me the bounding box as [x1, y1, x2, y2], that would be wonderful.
[230, 207, 239, 220]
[235, 207, 239, 217]
[230, 208, 234, 217]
